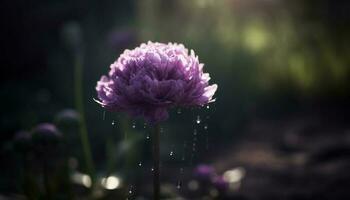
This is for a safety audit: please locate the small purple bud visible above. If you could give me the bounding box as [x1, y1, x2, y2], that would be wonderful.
[13, 131, 32, 152]
[55, 109, 80, 127]
[212, 176, 229, 191]
[14, 131, 31, 141]
[32, 123, 62, 146]
[194, 164, 216, 180]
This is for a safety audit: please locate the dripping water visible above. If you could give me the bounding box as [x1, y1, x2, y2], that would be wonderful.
[176, 180, 182, 189]
[196, 115, 201, 124]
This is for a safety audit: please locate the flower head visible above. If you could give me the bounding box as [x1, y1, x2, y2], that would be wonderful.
[13, 131, 32, 152]
[55, 109, 80, 127]
[32, 123, 62, 145]
[96, 41, 217, 123]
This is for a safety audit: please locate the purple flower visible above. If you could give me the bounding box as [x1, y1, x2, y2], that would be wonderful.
[13, 131, 32, 152]
[194, 164, 216, 180]
[55, 109, 80, 126]
[212, 176, 229, 191]
[14, 131, 31, 142]
[96, 41, 217, 123]
[32, 123, 62, 145]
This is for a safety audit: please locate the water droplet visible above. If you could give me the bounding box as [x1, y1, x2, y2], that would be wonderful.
[151, 167, 154, 172]
[196, 116, 201, 124]
[138, 162, 142, 167]
[177, 109, 182, 114]
[132, 122, 136, 129]
[128, 185, 133, 194]
[111, 120, 115, 126]
[204, 125, 208, 130]
[170, 151, 174, 156]
[192, 142, 196, 152]
[206, 105, 210, 109]
[180, 168, 184, 174]
[176, 181, 182, 189]
[143, 123, 147, 129]
[146, 135, 150, 140]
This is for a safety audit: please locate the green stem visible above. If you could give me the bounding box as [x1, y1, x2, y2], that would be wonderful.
[74, 53, 96, 187]
[42, 155, 52, 200]
[152, 124, 160, 200]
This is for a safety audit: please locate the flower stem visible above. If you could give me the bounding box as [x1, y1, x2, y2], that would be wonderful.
[152, 124, 161, 200]
[74, 53, 96, 187]
[42, 155, 52, 200]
